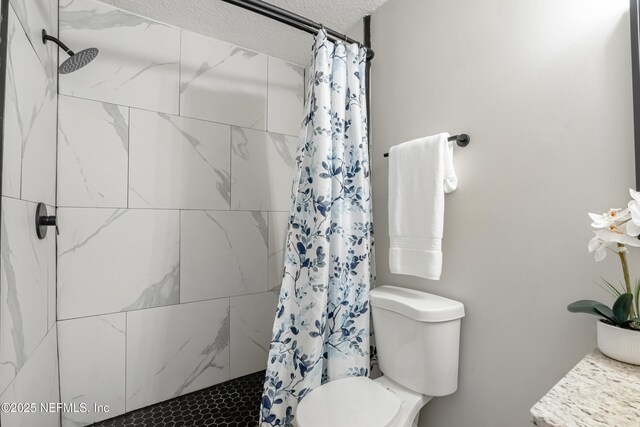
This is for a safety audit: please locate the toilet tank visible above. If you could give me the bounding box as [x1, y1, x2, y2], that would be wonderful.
[370, 286, 465, 397]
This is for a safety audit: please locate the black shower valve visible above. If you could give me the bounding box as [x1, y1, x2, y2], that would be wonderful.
[35, 202, 59, 240]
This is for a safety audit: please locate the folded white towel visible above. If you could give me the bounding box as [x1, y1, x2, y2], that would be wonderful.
[388, 133, 457, 280]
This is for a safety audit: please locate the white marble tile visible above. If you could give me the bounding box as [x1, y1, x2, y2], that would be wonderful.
[128, 109, 230, 210]
[9, 0, 58, 67]
[0, 325, 60, 427]
[47, 205, 56, 331]
[3, 6, 57, 204]
[59, 0, 180, 114]
[268, 212, 290, 291]
[1, 6, 24, 199]
[126, 299, 230, 411]
[267, 57, 304, 137]
[230, 292, 277, 379]
[181, 211, 268, 303]
[0, 197, 55, 395]
[231, 127, 298, 211]
[180, 30, 267, 129]
[58, 96, 129, 208]
[59, 313, 126, 426]
[57, 208, 180, 320]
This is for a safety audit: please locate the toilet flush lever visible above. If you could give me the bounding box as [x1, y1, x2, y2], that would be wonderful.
[35, 202, 58, 239]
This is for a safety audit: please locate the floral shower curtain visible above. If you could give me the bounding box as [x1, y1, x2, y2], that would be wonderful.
[259, 30, 374, 426]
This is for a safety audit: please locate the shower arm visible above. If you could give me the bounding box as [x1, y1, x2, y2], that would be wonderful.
[41, 29, 74, 56]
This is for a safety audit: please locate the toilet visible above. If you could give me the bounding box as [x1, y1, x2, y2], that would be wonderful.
[296, 285, 465, 427]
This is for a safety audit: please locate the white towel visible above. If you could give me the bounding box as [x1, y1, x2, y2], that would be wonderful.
[388, 133, 458, 280]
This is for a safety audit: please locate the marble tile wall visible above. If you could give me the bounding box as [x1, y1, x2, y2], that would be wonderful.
[0, 326, 60, 427]
[58, 0, 180, 114]
[58, 314, 126, 425]
[128, 109, 231, 210]
[55, 0, 304, 425]
[3, 0, 57, 204]
[1, 2, 60, 425]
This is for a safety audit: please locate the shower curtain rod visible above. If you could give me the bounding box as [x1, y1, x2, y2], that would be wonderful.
[220, 0, 375, 61]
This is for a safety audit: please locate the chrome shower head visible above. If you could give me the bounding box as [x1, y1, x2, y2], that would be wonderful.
[42, 29, 99, 74]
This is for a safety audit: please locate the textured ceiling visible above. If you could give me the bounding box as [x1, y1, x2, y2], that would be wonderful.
[98, 0, 388, 65]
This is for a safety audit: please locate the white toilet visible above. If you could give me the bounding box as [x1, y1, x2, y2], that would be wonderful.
[296, 285, 465, 427]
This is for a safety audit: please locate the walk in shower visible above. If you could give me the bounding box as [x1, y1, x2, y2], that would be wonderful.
[0, 0, 306, 425]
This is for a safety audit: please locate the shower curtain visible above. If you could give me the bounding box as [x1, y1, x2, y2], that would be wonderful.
[259, 30, 374, 427]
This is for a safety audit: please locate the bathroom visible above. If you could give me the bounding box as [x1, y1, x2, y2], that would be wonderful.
[0, 0, 638, 426]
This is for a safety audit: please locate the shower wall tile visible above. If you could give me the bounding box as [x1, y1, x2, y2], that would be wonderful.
[2, 7, 25, 199]
[59, 0, 180, 114]
[267, 58, 304, 136]
[3, 5, 57, 205]
[52, 2, 305, 415]
[268, 212, 290, 291]
[231, 127, 298, 211]
[126, 299, 230, 411]
[47, 206, 57, 330]
[230, 292, 277, 379]
[58, 96, 129, 208]
[0, 197, 55, 395]
[180, 30, 268, 130]
[59, 313, 126, 426]
[9, 0, 58, 67]
[180, 211, 268, 302]
[128, 109, 231, 210]
[57, 208, 180, 320]
[0, 325, 60, 427]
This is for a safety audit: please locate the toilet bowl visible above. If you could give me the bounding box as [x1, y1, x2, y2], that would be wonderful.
[295, 286, 464, 427]
[296, 375, 431, 427]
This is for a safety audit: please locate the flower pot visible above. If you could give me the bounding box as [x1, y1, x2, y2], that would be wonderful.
[596, 320, 640, 365]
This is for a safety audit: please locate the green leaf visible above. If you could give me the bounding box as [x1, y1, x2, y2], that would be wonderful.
[635, 279, 640, 315]
[567, 300, 615, 323]
[612, 293, 633, 325]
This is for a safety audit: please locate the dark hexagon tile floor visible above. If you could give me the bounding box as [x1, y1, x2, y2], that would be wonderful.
[92, 371, 265, 427]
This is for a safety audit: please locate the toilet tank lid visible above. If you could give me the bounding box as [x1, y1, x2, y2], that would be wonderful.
[370, 286, 465, 322]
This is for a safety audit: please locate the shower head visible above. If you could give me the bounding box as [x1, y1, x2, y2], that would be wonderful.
[42, 29, 98, 74]
[58, 48, 99, 74]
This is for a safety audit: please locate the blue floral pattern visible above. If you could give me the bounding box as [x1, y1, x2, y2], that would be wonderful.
[259, 30, 374, 427]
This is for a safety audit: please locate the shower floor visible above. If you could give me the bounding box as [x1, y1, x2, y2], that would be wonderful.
[92, 371, 265, 427]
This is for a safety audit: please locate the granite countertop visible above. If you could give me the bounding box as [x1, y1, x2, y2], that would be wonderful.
[530, 350, 640, 427]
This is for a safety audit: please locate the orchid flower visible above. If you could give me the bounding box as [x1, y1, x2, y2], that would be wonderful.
[588, 224, 640, 261]
[584, 189, 640, 320]
[588, 208, 629, 229]
[588, 235, 609, 262]
[628, 189, 640, 236]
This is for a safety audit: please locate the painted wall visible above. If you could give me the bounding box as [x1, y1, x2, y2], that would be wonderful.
[54, 0, 304, 425]
[369, 0, 634, 426]
[0, 0, 61, 426]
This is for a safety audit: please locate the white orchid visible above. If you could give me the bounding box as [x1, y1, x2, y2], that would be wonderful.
[588, 234, 609, 262]
[588, 225, 640, 261]
[581, 189, 640, 322]
[628, 188, 640, 237]
[587, 197, 640, 262]
[588, 208, 629, 228]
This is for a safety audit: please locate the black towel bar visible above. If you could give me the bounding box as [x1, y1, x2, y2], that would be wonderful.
[383, 134, 470, 158]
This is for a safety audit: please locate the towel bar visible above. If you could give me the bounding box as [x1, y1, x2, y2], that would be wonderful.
[383, 134, 470, 158]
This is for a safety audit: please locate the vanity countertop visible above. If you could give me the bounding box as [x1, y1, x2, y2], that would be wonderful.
[530, 350, 640, 426]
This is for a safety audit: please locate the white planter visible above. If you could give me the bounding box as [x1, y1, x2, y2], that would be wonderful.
[596, 320, 640, 365]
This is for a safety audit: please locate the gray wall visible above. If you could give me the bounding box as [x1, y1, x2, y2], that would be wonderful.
[369, 0, 635, 426]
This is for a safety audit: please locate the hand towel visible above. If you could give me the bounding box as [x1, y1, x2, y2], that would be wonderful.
[388, 132, 457, 280]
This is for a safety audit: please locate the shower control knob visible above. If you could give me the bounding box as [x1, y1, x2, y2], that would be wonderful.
[35, 202, 58, 239]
